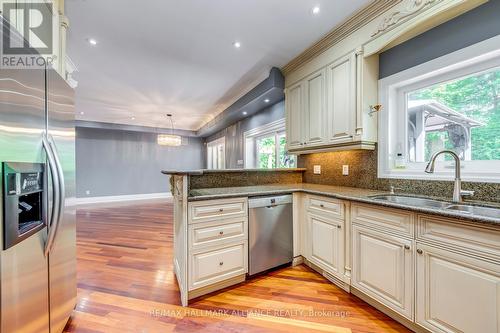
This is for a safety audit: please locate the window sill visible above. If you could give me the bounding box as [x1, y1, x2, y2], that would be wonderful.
[379, 169, 500, 184]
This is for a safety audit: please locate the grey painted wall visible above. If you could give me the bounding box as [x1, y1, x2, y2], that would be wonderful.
[76, 127, 204, 197]
[379, 0, 500, 79]
[205, 100, 285, 169]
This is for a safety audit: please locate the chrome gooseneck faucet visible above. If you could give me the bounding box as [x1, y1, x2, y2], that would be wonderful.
[424, 150, 474, 203]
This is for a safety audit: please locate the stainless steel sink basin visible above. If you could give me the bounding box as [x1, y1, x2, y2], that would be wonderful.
[445, 205, 500, 219]
[369, 195, 451, 209]
[369, 195, 500, 220]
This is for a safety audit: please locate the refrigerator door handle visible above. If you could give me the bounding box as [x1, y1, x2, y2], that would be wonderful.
[46, 134, 65, 255]
[42, 134, 60, 256]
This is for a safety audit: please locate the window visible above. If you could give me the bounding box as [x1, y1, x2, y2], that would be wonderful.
[206, 137, 225, 170]
[244, 119, 296, 169]
[379, 36, 500, 182]
[407, 67, 499, 163]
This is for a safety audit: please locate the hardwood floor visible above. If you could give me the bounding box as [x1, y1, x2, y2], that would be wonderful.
[64, 200, 412, 333]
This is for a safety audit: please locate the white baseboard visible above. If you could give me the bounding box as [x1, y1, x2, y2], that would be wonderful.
[75, 192, 172, 205]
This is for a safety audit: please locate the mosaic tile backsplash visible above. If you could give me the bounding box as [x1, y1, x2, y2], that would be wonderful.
[298, 149, 500, 203]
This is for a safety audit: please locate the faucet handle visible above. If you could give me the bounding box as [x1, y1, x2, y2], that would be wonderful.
[460, 190, 475, 198]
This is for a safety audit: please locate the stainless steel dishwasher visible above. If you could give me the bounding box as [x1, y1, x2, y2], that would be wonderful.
[248, 195, 293, 276]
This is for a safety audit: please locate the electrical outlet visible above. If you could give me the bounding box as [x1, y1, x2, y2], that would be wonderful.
[313, 165, 321, 174]
[342, 165, 349, 176]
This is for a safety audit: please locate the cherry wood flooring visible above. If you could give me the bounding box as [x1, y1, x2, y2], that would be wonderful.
[64, 200, 412, 333]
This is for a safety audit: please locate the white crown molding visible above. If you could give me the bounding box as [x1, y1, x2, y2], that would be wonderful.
[371, 0, 437, 37]
[281, 0, 402, 76]
[75, 192, 172, 205]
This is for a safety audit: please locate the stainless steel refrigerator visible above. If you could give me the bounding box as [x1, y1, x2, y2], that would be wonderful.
[0, 66, 76, 332]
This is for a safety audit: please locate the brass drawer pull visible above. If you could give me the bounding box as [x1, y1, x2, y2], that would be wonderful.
[219, 261, 224, 266]
[218, 208, 224, 212]
[219, 231, 224, 235]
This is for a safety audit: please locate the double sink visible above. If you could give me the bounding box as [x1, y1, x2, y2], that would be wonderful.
[369, 195, 500, 219]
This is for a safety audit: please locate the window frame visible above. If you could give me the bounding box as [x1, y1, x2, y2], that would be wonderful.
[243, 118, 296, 169]
[378, 35, 500, 183]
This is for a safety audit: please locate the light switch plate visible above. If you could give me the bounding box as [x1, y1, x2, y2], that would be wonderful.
[313, 165, 321, 174]
[342, 165, 349, 176]
[237, 159, 244, 165]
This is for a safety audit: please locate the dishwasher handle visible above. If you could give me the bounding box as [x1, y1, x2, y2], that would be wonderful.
[248, 195, 292, 209]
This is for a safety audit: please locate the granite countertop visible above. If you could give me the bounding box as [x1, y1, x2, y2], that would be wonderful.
[161, 168, 306, 175]
[189, 183, 500, 227]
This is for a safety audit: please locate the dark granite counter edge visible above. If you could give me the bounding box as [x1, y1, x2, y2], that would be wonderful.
[161, 168, 307, 175]
[188, 187, 500, 227]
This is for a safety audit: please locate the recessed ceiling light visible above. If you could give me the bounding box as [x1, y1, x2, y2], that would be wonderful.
[131, 116, 135, 120]
[264, 99, 270, 103]
[233, 41, 241, 49]
[87, 38, 98, 46]
[242, 111, 248, 115]
[312, 6, 320, 15]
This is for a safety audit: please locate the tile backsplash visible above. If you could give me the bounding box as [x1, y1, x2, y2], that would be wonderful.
[298, 149, 500, 203]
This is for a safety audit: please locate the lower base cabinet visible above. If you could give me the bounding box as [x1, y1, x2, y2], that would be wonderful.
[189, 242, 247, 291]
[351, 224, 414, 320]
[307, 212, 344, 277]
[416, 243, 500, 333]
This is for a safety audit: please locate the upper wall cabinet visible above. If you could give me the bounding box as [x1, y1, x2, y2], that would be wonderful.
[327, 53, 356, 144]
[285, 81, 304, 149]
[304, 68, 327, 146]
[285, 50, 377, 154]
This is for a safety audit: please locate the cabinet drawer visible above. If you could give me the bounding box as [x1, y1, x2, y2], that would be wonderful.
[189, 219, 246, 250]
[416, 214, 500, 262]
[351, 203, 414, 237]
[189, 198, 247, 223]
[189, 242, 247, 291]
[307, 195, 344, 219]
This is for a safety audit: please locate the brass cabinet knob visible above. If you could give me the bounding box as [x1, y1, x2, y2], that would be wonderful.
[320, 204, 325, 208]
[417, 249, 423, 254]
[219, 231, 224, 235]
[219, 208, 224, 212]
[219, 262, 224, 266]
[404, 245, 410, 250]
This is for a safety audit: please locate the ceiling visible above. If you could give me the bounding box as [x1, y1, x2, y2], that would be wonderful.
[67, 0, 371, 131]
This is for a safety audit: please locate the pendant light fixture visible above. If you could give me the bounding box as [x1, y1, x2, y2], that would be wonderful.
[157, 114, 182, 146]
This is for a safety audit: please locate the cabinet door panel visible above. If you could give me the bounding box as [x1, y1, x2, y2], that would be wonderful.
[416, 244, 500, 333]
[352, 225, 413, 320]
[327, 53, 355, 143]
[285, 82, 304, 149]
[305, 69, 326, 145]
[307, 212, 344, 277]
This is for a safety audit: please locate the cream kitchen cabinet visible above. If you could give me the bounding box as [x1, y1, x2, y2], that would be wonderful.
[304, 68, 327, 146]
[285, 81, 304, 149]
[301, 195, 349, 289]
[285, 68, 327, 149]
[326, 52, 356, 144]
[173, 193, 249, 306]
[351, 224, 414, 320]
[307, 212, 344, 277]
[415, 243, 500, 333]
[285, 50, 376, 153]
